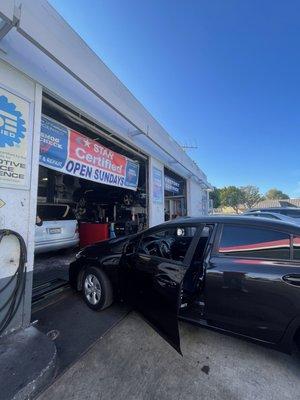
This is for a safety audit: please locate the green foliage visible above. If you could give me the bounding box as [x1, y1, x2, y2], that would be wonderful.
[265, 188, 290, 200]
[209, 187, 221, 208]
[240, 185, 262, 209]
[212, 185, 289, 212]
[220, 186, 244, 213]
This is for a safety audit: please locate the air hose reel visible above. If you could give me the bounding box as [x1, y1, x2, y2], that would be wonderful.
[0, 229, 27, 336]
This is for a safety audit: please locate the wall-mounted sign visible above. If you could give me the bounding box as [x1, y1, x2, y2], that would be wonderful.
[164, 173, 185, 196]
[164, 175, 180, 194]
[39, 115, 139, 191]
[152, 167, 163, 203]
[0, 87, 31, 189]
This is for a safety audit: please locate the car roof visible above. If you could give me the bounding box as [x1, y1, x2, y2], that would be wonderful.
[153, 215, 300, 234]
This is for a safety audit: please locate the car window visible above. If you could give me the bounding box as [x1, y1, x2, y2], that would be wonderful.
[37, 204, 76, 221]
[138, 226, 197, 262]
[293, 236, 300, 260]
[218, 225, 290, 260]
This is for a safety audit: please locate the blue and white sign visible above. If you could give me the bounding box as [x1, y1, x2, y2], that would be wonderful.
[153, 167, 163, 203]
[0, 96, 26, 148]
[40, 116, 68, 169]
[164, 175, 181, 194]
[124, 159, 140, 189]
[0, 87, 30, 188]
[39, 115, 140, 191]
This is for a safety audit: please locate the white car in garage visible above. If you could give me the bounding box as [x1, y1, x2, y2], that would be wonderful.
[35, 204, 79, 253]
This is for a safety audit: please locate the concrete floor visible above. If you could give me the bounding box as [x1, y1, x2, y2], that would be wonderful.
[38, 312, 300, 400]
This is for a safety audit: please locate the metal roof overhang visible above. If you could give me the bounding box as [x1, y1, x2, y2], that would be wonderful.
[0, 0, 212, 189]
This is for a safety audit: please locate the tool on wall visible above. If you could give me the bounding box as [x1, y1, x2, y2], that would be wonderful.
[0, 229, 27, 336]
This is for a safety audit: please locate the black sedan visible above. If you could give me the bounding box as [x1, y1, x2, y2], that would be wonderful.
[69, 216, 300, 354]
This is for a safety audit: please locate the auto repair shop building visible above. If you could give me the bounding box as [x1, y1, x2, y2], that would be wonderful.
[0, 0, 211, 336]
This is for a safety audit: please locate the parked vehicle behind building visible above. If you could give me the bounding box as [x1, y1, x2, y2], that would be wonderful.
[70, 216, 300, 355]
[247, 207, 300, 220]
[242, 211, 300, 225]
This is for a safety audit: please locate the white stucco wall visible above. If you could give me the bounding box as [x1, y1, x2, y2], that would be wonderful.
[0, 60, 41, 333]
[148, 157, 165, 227]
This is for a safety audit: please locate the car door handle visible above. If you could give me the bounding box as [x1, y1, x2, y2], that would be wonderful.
[282, 274, 300, 286]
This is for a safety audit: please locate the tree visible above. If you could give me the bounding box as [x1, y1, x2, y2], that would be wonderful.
[241, 185, 262, 209]
[265, 188, 290, 200]
[209, 187, 221, 208]
[220, 186, 244, 213]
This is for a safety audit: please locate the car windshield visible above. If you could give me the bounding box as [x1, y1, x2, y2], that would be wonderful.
[37, 204, 76, 221]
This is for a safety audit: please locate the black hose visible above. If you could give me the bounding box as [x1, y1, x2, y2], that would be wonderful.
[0, 229, 27, 336]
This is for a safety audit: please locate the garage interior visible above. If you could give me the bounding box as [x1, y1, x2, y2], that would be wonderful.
[32, 93, 148, 303]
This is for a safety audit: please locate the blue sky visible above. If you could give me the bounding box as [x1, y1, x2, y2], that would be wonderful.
[49, 0, 300, 197]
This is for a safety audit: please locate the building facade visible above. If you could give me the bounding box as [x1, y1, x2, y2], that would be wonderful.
[0, 0, 211, 335]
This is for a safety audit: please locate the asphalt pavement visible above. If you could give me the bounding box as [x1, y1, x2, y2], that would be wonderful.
[32, 290, 130, 374]
[37, 312, 300, 400]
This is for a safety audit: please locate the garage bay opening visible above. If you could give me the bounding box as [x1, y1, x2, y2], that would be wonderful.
[32, 95, 148, 303]
[164, 167, 187, 221]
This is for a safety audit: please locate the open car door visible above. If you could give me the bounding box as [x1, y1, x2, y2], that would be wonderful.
[120, 225, 202, 354]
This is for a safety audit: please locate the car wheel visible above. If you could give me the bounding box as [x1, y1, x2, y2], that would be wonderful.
[123, 193, 134, 206]
[82, 266, 113, 311]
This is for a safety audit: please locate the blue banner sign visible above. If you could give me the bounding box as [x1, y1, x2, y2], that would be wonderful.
[39, 115, 139, 191]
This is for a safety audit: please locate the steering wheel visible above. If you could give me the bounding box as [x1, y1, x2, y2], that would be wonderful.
[159, 240, 172, 259]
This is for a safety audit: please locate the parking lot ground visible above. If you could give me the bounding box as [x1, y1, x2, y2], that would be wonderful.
[32, 290, 130, 374]
[38, 312, 300, 400]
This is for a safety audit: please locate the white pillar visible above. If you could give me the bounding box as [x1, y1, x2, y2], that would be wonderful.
[0, 60, 41, 335]
[187, 178, 208, 217]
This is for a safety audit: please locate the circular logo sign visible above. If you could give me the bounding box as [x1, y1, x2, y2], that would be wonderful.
[0, 95, 26, 147]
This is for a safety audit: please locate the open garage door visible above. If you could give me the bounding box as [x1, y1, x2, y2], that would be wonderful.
[33, 94, 148, 303]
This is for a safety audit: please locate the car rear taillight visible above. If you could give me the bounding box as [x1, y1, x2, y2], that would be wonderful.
[75, 223, 79, 234]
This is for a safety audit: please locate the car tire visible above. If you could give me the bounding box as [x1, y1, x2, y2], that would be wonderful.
[82, 266, 113, 311]
[123, 193, 134, 206]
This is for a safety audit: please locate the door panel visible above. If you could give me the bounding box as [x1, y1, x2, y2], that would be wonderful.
[121, 252, 187, 353]
[120, 225, 202, 353]
[203, 224, 300, 343]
